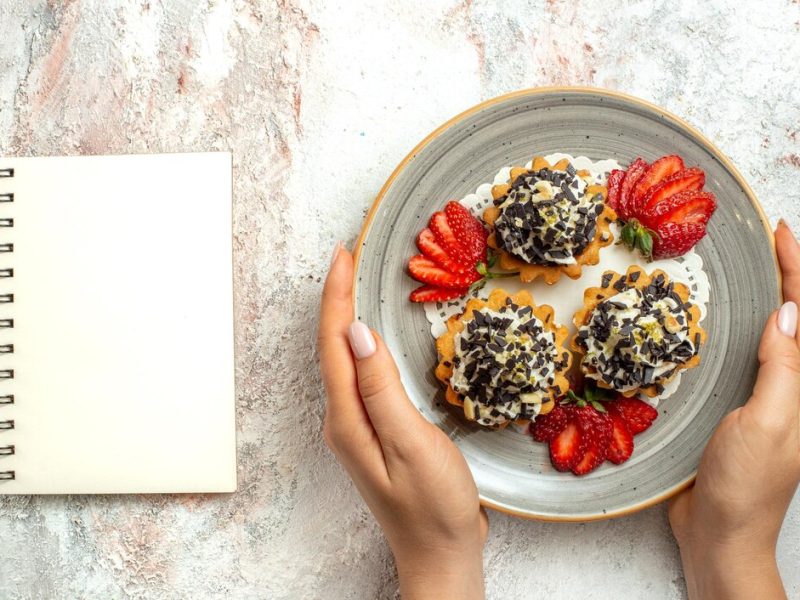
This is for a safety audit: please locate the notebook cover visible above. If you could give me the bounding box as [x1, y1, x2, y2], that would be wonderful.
[0, 152, 236, 493]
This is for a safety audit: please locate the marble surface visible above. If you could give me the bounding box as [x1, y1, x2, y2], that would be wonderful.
[0, 0, 798, 598]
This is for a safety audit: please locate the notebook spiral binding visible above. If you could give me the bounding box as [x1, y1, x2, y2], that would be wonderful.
[0, 166, 14, 482]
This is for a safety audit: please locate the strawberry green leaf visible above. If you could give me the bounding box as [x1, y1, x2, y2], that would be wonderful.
[620, 222, 636, 247]
[468, 278, 486, 295]
[636, 230, 654, 259]
[591, 400, 607, 413]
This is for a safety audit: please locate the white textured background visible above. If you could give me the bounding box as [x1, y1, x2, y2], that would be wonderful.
[0, 1, 799, 598]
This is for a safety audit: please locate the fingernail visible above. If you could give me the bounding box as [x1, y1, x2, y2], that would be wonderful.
[330, 240, 342, 269]
[348, 321, 377, 359]
[778, 301, 798, 337]
[778, 218, 795, 237]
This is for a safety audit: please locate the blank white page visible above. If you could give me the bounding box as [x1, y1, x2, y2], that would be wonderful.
[0, 152, 236, 493]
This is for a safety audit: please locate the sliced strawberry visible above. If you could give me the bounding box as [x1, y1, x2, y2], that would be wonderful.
[643, 191, 716, 228]
[609, 398, 658, 435]
[444, 201, 487, 266]
[530, 404, 568, 442]
[630, 155, 685, 213]
[416, 228, 471, 274]
[429, 212, 467, 263]
[641, 167, 705, 213]
[571, 406, 612, 475]
[653, 221, 706, 259]
[549, 420, 585, 472]
[617, 158, 649, 219]
[409, 284, 468, 303]
[605, 169, 626, 213]
[407, 255, 481, 288]
[572, 445, 605, 475]
[606, 412, 634, 464]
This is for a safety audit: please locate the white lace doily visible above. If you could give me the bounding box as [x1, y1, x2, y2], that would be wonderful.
[423, 154, 711, 407]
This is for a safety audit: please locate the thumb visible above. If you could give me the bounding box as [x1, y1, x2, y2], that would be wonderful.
[348, 320, 429, 442]
[748, 302, 800, 417]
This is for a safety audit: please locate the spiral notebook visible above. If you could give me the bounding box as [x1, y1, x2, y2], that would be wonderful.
[0, 152, 236, 494]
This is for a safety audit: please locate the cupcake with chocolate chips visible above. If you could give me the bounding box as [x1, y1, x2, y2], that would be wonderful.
[483, 156, 616, 284]
[435, 288, 572, 428]
[572, 266, 706, 398]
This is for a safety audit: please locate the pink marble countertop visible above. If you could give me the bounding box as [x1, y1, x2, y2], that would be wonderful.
[0, 1, 798, 598]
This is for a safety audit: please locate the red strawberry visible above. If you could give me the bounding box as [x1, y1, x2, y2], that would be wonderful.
[605, 169, 626, 213]
[549, 420, 585, 472]
[630, 155, 685, 213]
[572, 444, 605, 475]
[572, 406, 612, 475]
[653, 221, 706, 259]
[429, 212, 466, 263]
[609, 398, 658, 435]
[606, 412, 634, 464]
[409, 284, 468, 303]
[444, 201, 487, 266]
[416, 228, 471, 274]
[617, 158, 649, 219]
[530, 404, 568, 442]
[641, 168, 705, 213]
[643, 191, 716, 228]
[408, 255, 481, 288]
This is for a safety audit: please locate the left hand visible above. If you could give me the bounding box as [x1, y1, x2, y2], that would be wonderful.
[319, 242, 488, 600]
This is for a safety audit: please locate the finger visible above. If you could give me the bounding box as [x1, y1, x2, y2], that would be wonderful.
[747, 308, 800, 420]
[776, 220, 800, 345]
[348, 323, 430, 449]
[479, 507, 490, 545]
[319, 244, 385, 473]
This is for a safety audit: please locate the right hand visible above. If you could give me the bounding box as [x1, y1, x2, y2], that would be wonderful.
[668, 220, 800, 599]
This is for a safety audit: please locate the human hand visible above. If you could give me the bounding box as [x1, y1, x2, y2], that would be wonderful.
[319, 242, 488, 600]
[668, 220, 800, 600]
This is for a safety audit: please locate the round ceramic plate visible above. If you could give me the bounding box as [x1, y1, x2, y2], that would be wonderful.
[353, 88, 780, 521]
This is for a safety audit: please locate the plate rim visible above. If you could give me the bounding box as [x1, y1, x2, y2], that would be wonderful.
[352, 86, 780, 521]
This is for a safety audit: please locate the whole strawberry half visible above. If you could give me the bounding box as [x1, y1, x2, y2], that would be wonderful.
[530, 384, 659, 475]
[613, 156, 715, 260]
[408, 201, 514, 303]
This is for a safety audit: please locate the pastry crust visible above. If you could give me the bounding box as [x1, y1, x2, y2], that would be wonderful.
[434, 288, 571, 428]
[483, 156, 617, 284]
[571, 265, 707, 398]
